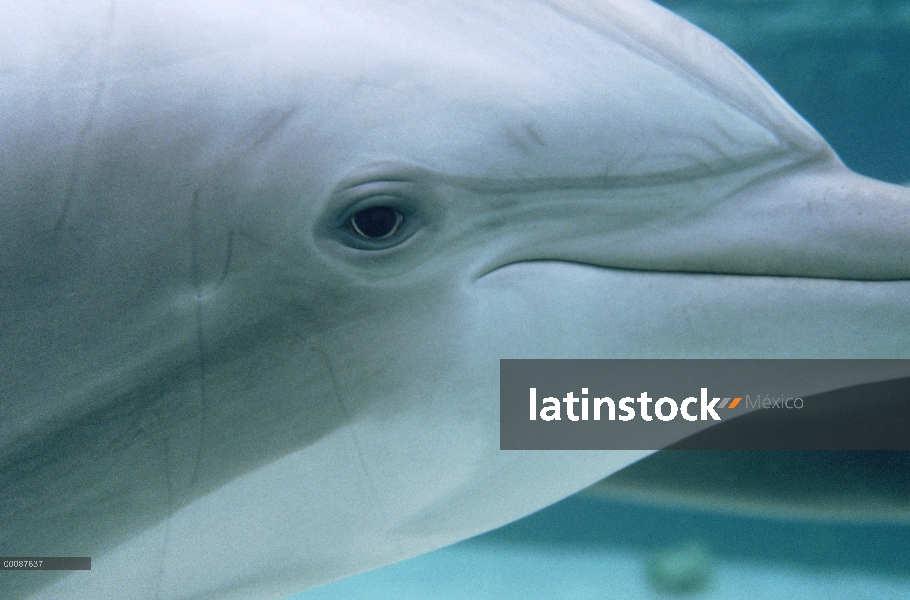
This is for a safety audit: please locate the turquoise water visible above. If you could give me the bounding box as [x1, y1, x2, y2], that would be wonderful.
[292, 546, 909, 600]
[657, 0, 910, 184]
[289, 3, 910, 599]
[288, 496, 910, 599]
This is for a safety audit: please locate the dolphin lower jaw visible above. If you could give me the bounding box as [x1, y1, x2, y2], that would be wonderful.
[475, 261, 910, 359]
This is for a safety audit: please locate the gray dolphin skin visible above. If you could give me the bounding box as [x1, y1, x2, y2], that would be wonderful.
[2, 0, 909, 598]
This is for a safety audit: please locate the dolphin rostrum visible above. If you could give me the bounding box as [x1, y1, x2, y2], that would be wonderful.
[2, 0, 908, 598]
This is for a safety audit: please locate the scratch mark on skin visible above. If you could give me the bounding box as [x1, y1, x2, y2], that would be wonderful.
[524, 122, 547, 147]
[239, 105, 302, 151]
[503, 122, 547, 156]
[54, 0, 117, 231]
[504, 128, 532, 156]
[147, 185, 211, 600]
[54, 89, 103, 231]
[189, 188, 209, 493]
[309, 345, 401, 553]
[217, 229, 235, 287]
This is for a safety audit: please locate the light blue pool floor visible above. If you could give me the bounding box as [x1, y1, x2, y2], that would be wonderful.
[289, 496, 910, 600]
[290, 541, 910, 600]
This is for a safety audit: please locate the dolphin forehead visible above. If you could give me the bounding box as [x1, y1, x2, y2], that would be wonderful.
[3, 0, 827, 203]
[71, 0, 821, 184]
[271, 0, 828, 182]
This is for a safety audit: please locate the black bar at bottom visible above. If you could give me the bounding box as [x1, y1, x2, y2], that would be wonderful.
[1, 557, 91, 570]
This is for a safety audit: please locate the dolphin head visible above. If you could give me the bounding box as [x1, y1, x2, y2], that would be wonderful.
[3, 0, 909, 599]
[228, 0, 910, 359]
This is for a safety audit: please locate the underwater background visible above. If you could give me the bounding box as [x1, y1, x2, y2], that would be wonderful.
[287, 2, 910, 599]
[659, 0, 909, 184]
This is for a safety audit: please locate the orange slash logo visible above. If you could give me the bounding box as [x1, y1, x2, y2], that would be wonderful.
[718, 397, 742, 409]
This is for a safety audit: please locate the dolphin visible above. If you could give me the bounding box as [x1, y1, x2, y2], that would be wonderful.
[2, 0, 909, 598]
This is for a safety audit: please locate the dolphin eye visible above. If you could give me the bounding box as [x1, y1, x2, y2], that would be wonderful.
[320, 166, 434, 252]
[348, 206, 404, 240]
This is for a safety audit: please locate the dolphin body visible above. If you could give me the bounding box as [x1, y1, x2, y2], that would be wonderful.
[1, 0, 909, 598]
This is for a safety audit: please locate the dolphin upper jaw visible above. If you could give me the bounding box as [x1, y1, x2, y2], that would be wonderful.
[460, 156, 910, 283]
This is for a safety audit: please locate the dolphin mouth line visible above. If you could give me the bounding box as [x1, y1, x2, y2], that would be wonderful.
[477, 259, 910, 283]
